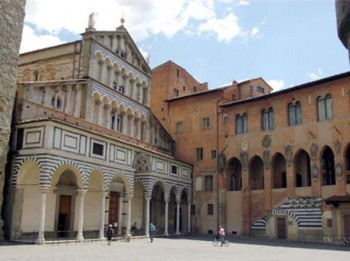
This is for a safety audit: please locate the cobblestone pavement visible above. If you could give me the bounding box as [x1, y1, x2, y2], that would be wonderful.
[1, 236, 350, 261]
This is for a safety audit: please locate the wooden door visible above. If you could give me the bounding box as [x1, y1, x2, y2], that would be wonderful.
[277, 217, 286, 239]
[57, 195, 71, 237]
[108, 192, 119, 227]
[343, 214, 350, 237]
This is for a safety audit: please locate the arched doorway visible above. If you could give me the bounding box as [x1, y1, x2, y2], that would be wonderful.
[226, 157, 242, 191]
[249, 156, 264, 190]
[272, 153, 286, 189]
[321, 146, 335, 185]
[55, 170, 78, 237]
[150, 183, 165, 233]
[294, 149, 311, 187]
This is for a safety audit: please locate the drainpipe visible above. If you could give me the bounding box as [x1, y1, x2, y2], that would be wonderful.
[216, 93, 225, 229]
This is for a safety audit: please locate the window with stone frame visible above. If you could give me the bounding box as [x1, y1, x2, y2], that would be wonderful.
[201, 117, 211, 129]
[261, 108, 274, 131]
[204, 175, 213, 191]
[317, 94, 332, 121]
[196, 147, 203, 160]
[288, 101, 302, 126]
[176, 121, 183, 133]
[236, 113, 248, 134]
[116, 114, 123, 132]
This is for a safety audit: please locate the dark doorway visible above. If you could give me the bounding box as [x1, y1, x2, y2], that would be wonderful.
[57, 195, 72, 237]
[108, 192, 120, 228]
[343, 214, 350, 237]
[277, 217, 286, 239]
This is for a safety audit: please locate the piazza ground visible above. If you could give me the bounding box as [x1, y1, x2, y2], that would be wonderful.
[1, 236, 350, 261]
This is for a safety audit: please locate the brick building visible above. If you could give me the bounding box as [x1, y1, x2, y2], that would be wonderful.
[152, 61, 350, 241]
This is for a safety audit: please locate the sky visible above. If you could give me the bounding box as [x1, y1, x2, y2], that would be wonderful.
[21, 0, 349, 91]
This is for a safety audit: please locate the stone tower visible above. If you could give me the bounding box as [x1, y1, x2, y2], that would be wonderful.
[336, 0, 350, 64]
[0, 0, 26, 239]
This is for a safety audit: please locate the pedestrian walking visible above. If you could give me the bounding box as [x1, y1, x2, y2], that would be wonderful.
[149, 223, 156, 243]
[106, 224, 114, 245]
[218, 225, 225, 246]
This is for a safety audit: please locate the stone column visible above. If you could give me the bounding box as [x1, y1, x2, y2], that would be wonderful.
[99, 192, 107, 239]
[77, 189, 86, 241]
[129, 116, 135, 137]
[126, 196, 132, 236]
[62, 85, 68, 113]
[98, 61, 105, 83]
[176, 199, 180, 235]
[95, 100, 101, 125]
[187, 202, 191, 233]
[36, 187, 49, 244]
[129, 79, 135, 100]
[164, 198, 169, 236]
[104, 104, 111, 128]
[145, 196, 151, 237]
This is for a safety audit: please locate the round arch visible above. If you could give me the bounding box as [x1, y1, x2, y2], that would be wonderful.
[271, 152, 286, 189]
[225, 157, 242, 191]
[248, 155, 264, 190]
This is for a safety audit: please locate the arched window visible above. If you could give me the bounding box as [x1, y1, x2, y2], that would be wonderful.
[262, 108, 274, 131]
[111, 111, 116, 129]
[317, 94, 332, 121]
[116, 114, 123, 132]
[322, 146, 335, 185]
[288, 101, 302, 126]
[235, 113, 248, 134]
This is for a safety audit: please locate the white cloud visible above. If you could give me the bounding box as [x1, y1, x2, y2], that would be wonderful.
[250, 26, 262, 39]
[22, 0, 253, 53]
[237, 0, 250, 6]
[20, 24, 65, 53]
[308, 68, 323, 81]
[198, 13, 241, 42]
[267, 80, 285, 92]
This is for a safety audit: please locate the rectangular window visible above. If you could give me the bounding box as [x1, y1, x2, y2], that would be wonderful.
[204, 175, 213, 191]
[257, 86, 265, 93]
[223, 114, 228, 124]
[92, 142, 104, 156]
[176, 122, 183, 133]
[183, 86, 186, 91]
[207, 204, 214, 215]
[211, 150, 217, 159]
[171, 165, 178, 175]
[196, 147, 203, 160]
[193, 86, 197, 92]
[118, 85, 125, 94]
[173, 88, 179, 97]
[201, 117, 211, 129]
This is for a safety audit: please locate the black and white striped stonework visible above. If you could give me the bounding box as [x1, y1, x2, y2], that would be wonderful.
[251, 197, 322, 230]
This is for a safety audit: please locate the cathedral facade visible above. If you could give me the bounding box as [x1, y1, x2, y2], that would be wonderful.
[4, 20, 192, 243]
